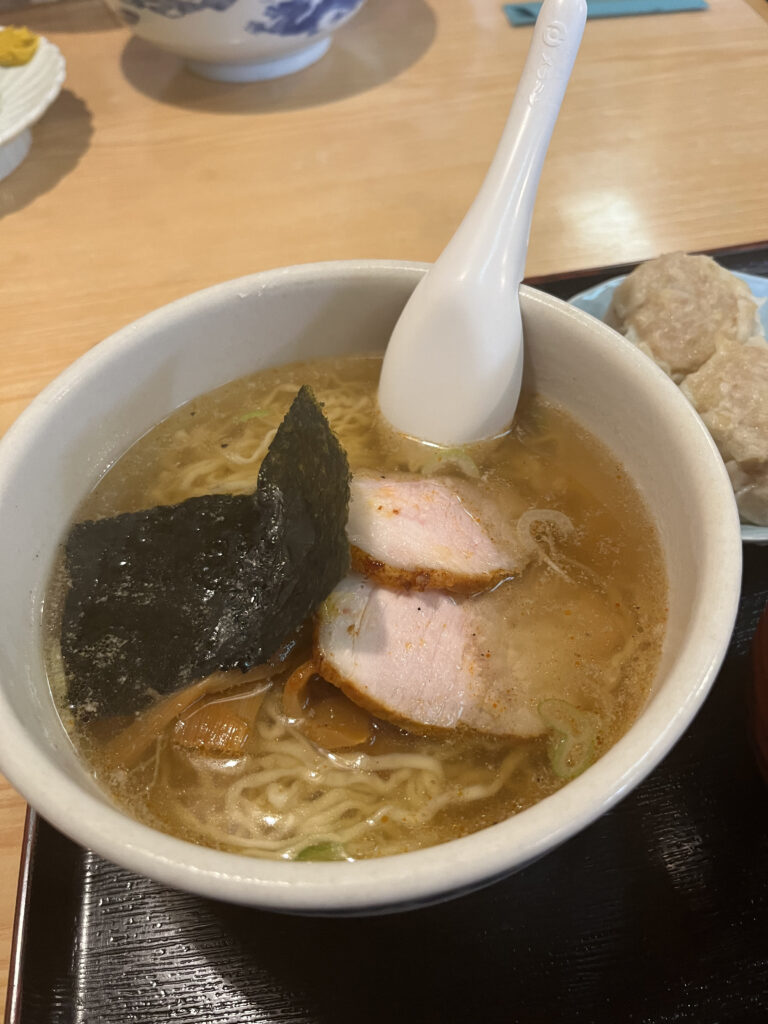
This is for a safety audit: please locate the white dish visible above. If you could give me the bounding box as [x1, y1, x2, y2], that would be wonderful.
[570, 270, 768, 545]
[0, 30, 66, 182]
[0, 261, 742, 914]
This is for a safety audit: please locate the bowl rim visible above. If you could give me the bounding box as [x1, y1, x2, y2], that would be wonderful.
[0, 259, 743, 914]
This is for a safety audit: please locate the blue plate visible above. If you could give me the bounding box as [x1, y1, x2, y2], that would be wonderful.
[569, 271, 768, 545]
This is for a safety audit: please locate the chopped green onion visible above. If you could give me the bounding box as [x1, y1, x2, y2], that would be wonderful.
[237, 409, 270, 423]
[421, 446, 480, 479]
[294, 841, 346, 862]
[538, 698, 599, 780]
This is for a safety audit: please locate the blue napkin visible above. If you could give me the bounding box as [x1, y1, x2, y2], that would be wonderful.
[504, 0, 708, 25]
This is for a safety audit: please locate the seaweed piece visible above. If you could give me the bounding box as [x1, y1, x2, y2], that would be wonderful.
[61, 386, 350, 718]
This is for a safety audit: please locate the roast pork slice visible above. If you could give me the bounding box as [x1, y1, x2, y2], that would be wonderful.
[347, 476, 527, 593]
[315, 575, 545, 737]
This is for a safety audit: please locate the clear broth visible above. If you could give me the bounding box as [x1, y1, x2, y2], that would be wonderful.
[45, 355, 667, 860]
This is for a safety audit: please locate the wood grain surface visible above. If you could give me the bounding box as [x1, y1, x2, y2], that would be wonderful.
[2, 0, 768, 1014]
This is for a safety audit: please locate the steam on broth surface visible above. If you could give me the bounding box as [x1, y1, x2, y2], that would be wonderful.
[45, 355, 667, 861]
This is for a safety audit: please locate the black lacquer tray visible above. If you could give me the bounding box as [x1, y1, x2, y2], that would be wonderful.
[7, 247, 768, 1024]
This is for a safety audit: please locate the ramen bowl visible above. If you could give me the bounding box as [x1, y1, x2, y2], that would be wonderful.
[106, 0, 367, 82]
[0, 260, 742, 915]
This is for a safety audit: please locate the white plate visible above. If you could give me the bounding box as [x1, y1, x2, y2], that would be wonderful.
[570, 270, 768, 545]
[0, 30, 66, 181]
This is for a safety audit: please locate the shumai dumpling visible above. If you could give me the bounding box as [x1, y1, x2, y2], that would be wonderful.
[607, 252, 762, 381]
[681, 343, 768, 526]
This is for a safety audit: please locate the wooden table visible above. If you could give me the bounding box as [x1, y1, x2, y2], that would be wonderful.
[1, 0, 767, 1011]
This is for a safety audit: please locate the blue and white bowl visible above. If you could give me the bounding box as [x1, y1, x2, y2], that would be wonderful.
[105, 0, 368, 81]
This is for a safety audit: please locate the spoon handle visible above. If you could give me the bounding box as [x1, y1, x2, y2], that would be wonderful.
[378, 0, 587, 445]
[450, 0, 588, 289]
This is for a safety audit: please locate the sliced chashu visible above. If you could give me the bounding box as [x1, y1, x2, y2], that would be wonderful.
[347, 475, 528, 593]
[315, 575, 545, 737]
[316, 571, 639, 739]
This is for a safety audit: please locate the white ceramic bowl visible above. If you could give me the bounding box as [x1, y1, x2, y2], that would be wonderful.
[105, 0, 367, 82]
[0, 260, 742, 915]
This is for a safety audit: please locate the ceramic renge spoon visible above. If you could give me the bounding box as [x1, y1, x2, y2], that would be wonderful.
[378, 0, 588, 445]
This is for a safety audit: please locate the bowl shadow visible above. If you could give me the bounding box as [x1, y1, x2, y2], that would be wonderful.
[0, 90, 93, 219]
[18, 0, 124, 35]
[119, 0, 436, 114]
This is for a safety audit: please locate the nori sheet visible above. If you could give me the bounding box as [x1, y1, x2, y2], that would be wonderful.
[60, 386, 350, 718]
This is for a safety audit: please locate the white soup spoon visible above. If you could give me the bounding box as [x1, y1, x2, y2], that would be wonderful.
[378, 0, 588, 445]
